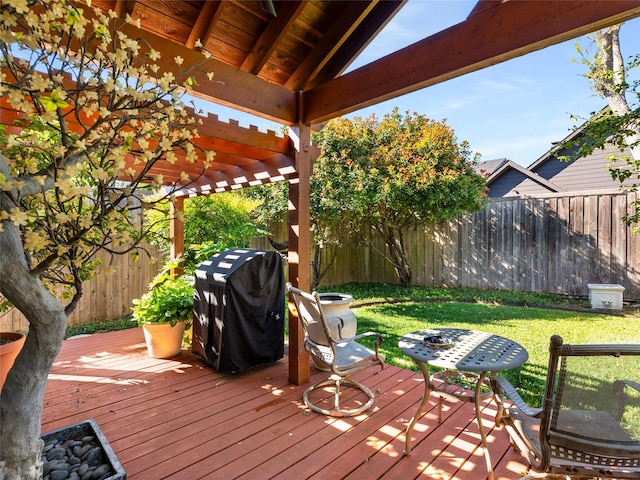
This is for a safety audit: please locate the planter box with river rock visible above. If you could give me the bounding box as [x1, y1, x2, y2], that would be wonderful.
[41, 418, 125, 480]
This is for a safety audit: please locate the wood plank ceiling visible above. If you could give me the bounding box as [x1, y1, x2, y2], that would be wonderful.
[85, 0, 405, 195]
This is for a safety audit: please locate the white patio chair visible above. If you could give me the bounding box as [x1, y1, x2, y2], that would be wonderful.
[286, 283, 384, 417]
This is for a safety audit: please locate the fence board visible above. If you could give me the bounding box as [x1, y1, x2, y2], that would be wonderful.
[568, 197, 584, 294]
[557, 196, 570, 295]
[424, 221, 436, 285]
[599, 195, 613, 283]
[513, 198, 525, 292]
[611, 195, 626, 285]
[627, 192, 640, 291]
[583, 196, 598, 288]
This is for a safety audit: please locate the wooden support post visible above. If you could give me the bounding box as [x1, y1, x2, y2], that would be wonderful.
[169, 196, 185, 277]
[288, 123, 312, 385]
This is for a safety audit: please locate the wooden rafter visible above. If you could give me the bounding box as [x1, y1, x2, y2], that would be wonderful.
[113, 0, 135, 18]
[240, 1, 306, 75]
[302, 0, 406, 90]
[284, 1, 377, 90]
[186, 1, 225, 50]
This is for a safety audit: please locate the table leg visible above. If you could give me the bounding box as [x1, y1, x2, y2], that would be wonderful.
[404, 359, 431, 455]
[475, 371, 493, 480]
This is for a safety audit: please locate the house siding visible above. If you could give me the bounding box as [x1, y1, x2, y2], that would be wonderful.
[532, 148, 630, 192]
[487, 170, 556, 198]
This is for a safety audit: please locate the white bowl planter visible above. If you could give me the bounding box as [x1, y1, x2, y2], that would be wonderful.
[142, 322, 186, 358]
[318, 293, 357, 339]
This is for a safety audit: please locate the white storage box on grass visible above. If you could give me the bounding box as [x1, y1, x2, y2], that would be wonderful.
[587, 283, 625, 311]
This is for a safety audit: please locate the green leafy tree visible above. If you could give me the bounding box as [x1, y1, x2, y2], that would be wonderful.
[245, 182, 289, 230]
[145, 192, 267, 274]
[248, 176, 346, 290]
[313, 108, 487, 286]
[0, 1, 215, 477]
[565, 24, 640, 229]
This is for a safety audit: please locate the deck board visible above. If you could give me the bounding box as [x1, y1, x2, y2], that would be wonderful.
[41, 328, 529, 479]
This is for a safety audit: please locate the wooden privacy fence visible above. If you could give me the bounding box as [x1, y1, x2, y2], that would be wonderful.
[256, 191, 640, 300]
[0, 242, 163, 332]
[5, 191, 636, 333]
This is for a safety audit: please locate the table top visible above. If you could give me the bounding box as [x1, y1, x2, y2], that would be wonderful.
[398, 328, 528, 372]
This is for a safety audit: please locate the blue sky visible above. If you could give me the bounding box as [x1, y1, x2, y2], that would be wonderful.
[199, 1, 640, 167]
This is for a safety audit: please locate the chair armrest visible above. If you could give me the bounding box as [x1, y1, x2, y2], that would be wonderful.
[335, 331, 383, 346]
[614, 379, 640, 421]
[493, 376, 543, 418]
[614, 379, 640, 392]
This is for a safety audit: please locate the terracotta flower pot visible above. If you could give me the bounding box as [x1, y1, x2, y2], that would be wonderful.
[142, 322, 186, 358]
[1, 332, 26, 390]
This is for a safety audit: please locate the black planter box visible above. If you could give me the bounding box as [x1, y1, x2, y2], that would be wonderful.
[41, 418, 125, 480]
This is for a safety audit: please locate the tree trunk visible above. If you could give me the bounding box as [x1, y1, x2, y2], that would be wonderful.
[311, 242, 339, 291]
[597, 25, 640, 160]
[0, 223, 67, 480]
[371, 223, 412, 286]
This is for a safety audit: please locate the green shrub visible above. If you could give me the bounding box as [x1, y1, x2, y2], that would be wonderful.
[131, 259, 194, 327]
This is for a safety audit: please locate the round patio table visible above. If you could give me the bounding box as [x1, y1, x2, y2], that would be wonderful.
[398, 328, 529, 480]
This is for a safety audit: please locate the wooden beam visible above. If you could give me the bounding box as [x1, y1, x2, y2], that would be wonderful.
[287, 123, 313, 385]
[302, 0, 640, 124]
[467, 0, 508, 19]
[284, 1, 377, 90]
[186, 1, 225, 50]
[139, 40, 296, 125]
[112, 0, 136, 19]
[303, 0, 405, 89]
[192, 111, 292, 153]
[169, 196, 185, 277]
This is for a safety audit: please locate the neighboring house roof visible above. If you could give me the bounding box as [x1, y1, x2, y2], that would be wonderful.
[474, 158, 508, 177]
[486, 160, 565, 198]
[487, 108, 634, 198]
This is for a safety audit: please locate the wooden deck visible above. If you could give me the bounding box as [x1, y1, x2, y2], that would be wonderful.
[42, 328, 529, 479]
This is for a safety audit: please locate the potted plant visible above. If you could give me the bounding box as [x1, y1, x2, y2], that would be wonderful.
[1, 332, 26, 390]
[132, 260, 194, 358]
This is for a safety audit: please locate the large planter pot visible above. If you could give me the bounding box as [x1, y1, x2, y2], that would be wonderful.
[142, 322, 186, 358]
[1, 332, 26, 390]
[318, 293, 357, 339]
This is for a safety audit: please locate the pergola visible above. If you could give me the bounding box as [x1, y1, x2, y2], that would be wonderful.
[11, 0, 640, 385]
